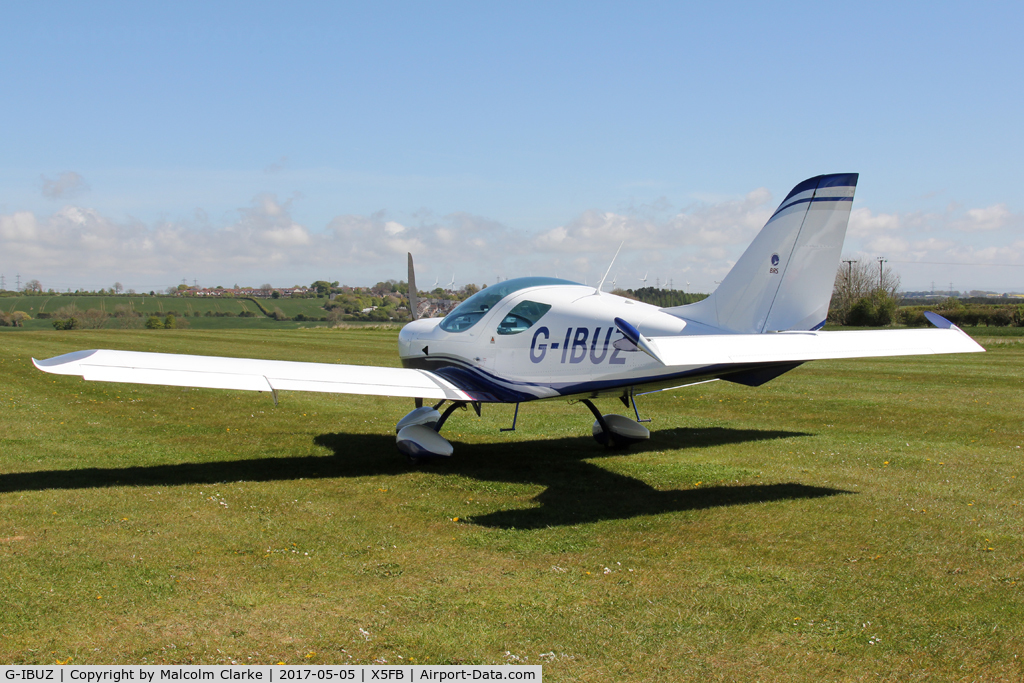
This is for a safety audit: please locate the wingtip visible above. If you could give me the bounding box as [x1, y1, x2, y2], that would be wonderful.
[31, 349, 100, 374]
[924, 311, 954, 329]
[923, 312, 985, 353]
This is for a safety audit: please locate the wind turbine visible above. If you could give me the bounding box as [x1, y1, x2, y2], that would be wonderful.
[446, 274, 455, 292]
[640, 272, 648, 286]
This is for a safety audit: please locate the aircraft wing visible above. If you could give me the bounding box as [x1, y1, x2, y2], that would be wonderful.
[32, 349, 475, 401]
[649, 325, 984, 367]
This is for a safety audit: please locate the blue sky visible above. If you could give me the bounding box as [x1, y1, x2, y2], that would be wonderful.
[2, 1, 1022, 293]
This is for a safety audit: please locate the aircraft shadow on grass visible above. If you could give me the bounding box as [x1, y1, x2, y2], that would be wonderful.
[0, 427, 850, 528]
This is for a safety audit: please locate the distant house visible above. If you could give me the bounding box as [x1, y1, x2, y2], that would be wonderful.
[186, 286, 309, 298]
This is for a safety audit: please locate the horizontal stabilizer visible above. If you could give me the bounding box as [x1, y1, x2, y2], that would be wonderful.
[647, 325, 984, 368]
[33, 349, 473, 401]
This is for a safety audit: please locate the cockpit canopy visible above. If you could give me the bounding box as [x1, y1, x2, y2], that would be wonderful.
[438, 276, 576, 333]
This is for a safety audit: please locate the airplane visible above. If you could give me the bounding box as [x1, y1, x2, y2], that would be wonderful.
[34, 174, 984, 459]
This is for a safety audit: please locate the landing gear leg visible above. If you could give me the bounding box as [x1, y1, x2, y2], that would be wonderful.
[433, 401, 481, 434]
[581, 399, 614, 446]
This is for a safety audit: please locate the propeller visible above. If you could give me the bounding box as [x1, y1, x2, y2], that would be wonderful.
[407, 253, 418, 321]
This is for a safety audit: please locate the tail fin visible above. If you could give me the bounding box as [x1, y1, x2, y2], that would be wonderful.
[668, 173, 858, 333]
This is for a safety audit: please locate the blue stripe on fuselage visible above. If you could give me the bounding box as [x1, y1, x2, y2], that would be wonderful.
[403, 354, 803, 403]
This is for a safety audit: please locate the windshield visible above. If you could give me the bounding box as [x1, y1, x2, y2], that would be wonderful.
[439, 277, 576, 333]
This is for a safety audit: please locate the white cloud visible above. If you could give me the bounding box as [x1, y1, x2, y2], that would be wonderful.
[848, 207, 901, 237]
[40, 171, 89, 199]
[532, 188, 774, 255]
[953, 204, 1012, 232]
[865, 235, 911, 253]
[839, 201, 1024, 290]
[910, 237, 955, 252]
[1, 194, 329, 288]
[3, 185, 1022, 292]
[0, 211, 39, 241]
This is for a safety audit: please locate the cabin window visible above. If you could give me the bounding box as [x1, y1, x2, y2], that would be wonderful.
[496, 300, 552, 335]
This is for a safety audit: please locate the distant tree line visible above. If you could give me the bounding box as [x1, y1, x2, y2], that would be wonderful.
[43, 304, 194, 330]
[622, 287, 708, 307]
[901, 299, 1024, 328]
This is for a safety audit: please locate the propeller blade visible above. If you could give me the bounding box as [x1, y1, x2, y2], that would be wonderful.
[407, 253, 418, 321]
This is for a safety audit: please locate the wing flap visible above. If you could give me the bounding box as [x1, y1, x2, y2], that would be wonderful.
[651, 327, 984, 367]
[33, 349, 471, 401]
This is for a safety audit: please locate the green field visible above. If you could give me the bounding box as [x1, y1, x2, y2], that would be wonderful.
[1, 295, 333, 322]
[1, 328, 1022, 679]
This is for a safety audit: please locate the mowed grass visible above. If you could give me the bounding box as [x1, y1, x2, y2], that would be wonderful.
[1, 328, 1022, 680]
[3, 295, 335, 324]
[5, 295, 268, 317]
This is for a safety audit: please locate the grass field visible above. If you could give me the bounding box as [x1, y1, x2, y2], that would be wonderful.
[1, 328, 1022, 679]
[2, 295, 332, 321]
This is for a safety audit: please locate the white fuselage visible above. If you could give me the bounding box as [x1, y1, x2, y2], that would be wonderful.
[398, 284, 709, 402]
